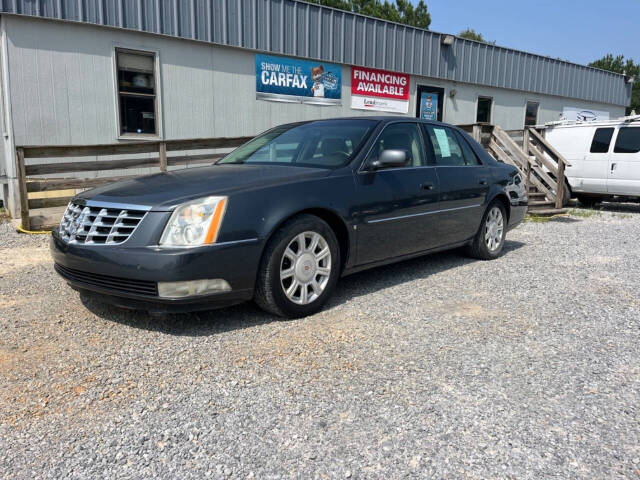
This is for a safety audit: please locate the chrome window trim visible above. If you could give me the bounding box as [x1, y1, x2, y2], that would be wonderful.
[365, 204, 483, 224]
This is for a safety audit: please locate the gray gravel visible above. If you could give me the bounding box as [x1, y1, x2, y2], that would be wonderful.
[1, 206, 639, 479]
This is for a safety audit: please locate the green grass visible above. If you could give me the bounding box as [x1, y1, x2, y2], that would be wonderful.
[567, 208, 601, 218]
[524, 214, 554, 223]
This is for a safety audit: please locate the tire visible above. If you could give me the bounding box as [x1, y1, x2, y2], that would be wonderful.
[254, 214, 340, 318]
[466, 200, 507, 260]
[576, 195, 600, 208]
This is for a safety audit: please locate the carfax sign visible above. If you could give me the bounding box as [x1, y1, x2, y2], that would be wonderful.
[256, 54, 342, 105]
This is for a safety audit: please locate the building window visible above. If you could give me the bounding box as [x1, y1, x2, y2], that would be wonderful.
[476, 97, 492, 123]
[116, 49, 157, 135]
[525, 101, 539, 127]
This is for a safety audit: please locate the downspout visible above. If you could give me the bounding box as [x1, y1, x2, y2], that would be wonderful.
[0, 15, 19, 218]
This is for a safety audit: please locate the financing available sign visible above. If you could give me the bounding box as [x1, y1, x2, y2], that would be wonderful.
[351, 66, 410, 114]
[256, 54, 342, 105]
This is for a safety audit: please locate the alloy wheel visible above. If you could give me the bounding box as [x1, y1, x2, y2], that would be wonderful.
[280, 231, 332, 305]
[484, 206, 504, 252]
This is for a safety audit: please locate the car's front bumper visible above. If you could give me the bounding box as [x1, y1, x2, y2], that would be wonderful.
[50, 229, 263, 312]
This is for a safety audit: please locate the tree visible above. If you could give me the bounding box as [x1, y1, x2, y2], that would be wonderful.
[306, 0, 431, 29]
[588, 54, 639, 115]
[458, 28, 495, 44]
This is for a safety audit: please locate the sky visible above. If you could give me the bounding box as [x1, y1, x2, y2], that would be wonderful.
[422, 0, 639, 66]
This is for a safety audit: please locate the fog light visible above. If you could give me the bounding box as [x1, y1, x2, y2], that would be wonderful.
[157, 279, 231, 298]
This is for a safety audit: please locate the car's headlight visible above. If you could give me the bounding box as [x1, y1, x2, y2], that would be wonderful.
[159, 196, 227, 247]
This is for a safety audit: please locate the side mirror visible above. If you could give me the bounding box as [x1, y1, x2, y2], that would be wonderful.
[369, 149, 408, 170]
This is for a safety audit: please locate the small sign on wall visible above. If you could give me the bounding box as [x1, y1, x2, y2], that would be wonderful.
[255, 54, 342, 105]
[419, 92, 438, 120]
[562, 106, 610, 122]
[351, 66, 410, 114]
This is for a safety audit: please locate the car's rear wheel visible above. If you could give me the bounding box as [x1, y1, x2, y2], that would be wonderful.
[254, 214, 340, 318]
[466, 200, 506, 260]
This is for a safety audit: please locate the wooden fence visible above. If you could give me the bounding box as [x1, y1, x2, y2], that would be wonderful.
[16, 136, 252, 230]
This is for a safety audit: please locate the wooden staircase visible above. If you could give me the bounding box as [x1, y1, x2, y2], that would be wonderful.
[461, 123, 570, 215]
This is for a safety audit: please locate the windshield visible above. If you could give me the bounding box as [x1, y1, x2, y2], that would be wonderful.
[218, 119, 378, 168]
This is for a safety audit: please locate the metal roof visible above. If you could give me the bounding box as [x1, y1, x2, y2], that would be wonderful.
[0, 0, 631, 106]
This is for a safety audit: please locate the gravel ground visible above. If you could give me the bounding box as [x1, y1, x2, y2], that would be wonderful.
[1, 205, 639, 479]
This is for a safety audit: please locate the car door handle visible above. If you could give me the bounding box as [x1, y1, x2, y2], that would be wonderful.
[611, 163, 617, 171]
[479, 180, 488, 186]
[420, 182, 435, 190]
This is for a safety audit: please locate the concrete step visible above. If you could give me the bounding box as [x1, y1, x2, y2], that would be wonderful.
[527, 207, 568, 216]
[528, 200, 554, 207]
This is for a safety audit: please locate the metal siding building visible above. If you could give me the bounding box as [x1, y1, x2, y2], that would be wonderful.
[0, 0, 631, 105]
[0, 0, 632, 216]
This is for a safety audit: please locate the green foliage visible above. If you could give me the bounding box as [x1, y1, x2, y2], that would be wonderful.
[568, 208, 601, 218]
[306, 0, 431, 29]
[588, 54, 639, 115]
[458, 28, 495, 44]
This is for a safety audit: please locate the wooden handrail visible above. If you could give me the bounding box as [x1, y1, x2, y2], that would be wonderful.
[527, 127, 570, 208]
[528, 128, 571, 167]
[492, 126, 531, 169]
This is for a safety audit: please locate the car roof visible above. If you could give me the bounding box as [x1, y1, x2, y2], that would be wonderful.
[279, 116, 451, 128]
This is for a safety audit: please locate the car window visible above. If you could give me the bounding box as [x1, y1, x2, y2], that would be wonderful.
[613, 127, 640, 154]
[425, 126, 478, 166]
[370, 123, 427, 167]
[454, 130, 481, 165]
[590, 128, 614, 153]
[219, 119, 377, 168]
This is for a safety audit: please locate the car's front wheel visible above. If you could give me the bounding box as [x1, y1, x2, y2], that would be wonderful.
[254, 214, 340, 318]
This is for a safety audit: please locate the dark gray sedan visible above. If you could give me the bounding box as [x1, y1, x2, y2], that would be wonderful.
[51, 117, 527, 318]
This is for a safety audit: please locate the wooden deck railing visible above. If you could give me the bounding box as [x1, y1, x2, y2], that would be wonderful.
[460, 123, 570, 212]
[16, 136, 252, 230]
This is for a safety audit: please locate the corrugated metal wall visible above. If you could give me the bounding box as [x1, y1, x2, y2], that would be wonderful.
[0, 0, 631, 107]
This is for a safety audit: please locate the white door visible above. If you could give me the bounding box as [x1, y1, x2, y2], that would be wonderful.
[607, 126, 640, 195]
[578, 127, 613, 194]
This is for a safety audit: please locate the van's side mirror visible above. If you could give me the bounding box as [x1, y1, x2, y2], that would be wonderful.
[369, 149, 408, 170]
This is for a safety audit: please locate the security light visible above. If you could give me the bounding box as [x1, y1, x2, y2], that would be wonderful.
[441, 35, 454, 46]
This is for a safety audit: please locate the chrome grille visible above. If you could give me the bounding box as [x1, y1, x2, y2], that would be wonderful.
[59, 202, 147, 245]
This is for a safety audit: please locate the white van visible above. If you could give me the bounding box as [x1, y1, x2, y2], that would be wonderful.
[543, 115, 640, 206]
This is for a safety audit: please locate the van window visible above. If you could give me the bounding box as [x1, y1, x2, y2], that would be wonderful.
[614, 128, 640, 154]
[590, 128, 614, 153]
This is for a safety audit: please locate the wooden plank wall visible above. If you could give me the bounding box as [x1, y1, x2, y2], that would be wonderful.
[17, 136, 252, 230]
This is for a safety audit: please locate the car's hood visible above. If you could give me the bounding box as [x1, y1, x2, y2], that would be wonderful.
[77, 164, 331, 210]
